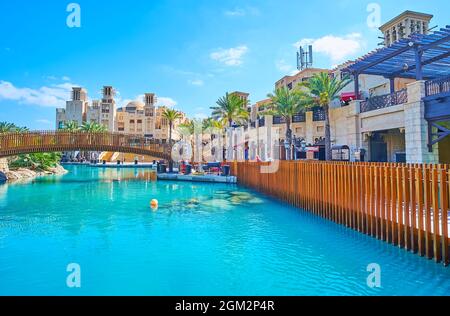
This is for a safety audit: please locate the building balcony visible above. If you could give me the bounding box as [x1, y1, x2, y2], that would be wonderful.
[292, 113, 306, 123]
[425, 75, 450, 97]
[258, 117, 265, 127]
[273, 116, 286, 125]
[312, 108, 326, 121]
[360, 89, 408, 113]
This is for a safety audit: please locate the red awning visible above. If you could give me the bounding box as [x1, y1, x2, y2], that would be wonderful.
[341, 92, 357, 102]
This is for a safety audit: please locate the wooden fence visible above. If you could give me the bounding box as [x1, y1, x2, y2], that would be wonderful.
[231, 161, 450, 266]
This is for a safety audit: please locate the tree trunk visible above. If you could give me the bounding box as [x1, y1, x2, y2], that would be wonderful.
[169, 123, 173, 145]
[228, 119, 233, 162]
[285, 119, 292, 161]
[168, 122, 174, 173]
[324, 105, 332, 161]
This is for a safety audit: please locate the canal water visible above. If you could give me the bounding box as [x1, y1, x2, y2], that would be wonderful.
[0, 165, 450, 295]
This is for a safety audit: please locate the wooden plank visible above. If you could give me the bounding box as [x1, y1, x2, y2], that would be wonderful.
[424, 167, 433, 259]
[442, 170, 450, 266]
[391, 167, 398, 246]
[384, 166, 391, 243]
[396, 167, 405, 248]
[416, 168, 425, 256]
[410, 167, 418, 253]
[403, 167, 411, 251]
[431, 168, 442, 262]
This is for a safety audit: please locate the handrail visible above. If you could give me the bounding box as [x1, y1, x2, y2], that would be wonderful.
[360, 89, 408, 113]
[425, 75, 450, 97]
[0, 131, 172, 159]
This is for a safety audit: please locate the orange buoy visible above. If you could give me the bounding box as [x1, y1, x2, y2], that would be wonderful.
[150, 199, 159, 209]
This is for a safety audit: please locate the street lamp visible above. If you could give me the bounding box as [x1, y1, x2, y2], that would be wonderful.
[232, 122, 238, 161]
[301, 139, 307, 151]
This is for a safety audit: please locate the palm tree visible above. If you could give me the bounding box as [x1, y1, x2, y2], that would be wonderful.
[301, 72, 352, 161]
[202, 117, 228, 162]
[162, 108, 183, 145]
[0, 122, 17, 133]
[162, 109, 183, 172]
[81, 122, 107, 133]
[210, 93, 249, 128]
[264, 87, 310, 160]
[63, 121, 80, 132]
[177, 120, 196, 139]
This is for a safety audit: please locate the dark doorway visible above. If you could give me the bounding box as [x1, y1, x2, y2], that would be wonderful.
[369, 132, 388, 162]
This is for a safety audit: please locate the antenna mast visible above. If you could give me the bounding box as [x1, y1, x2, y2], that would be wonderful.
[297, 45, 314, 70]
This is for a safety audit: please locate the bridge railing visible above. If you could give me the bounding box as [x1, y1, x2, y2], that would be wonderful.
[0, 131, 171, 159]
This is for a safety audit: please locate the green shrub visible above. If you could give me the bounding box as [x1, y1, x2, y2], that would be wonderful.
[10, 152, 62, 171]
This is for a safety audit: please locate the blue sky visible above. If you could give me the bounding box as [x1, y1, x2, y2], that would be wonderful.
[0, 0, 448, 129]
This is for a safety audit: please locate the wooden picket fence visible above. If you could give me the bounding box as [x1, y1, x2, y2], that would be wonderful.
[231, 161, 450, 266]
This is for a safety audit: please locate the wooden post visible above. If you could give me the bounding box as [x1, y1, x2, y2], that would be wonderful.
[431, 168, 442, 262]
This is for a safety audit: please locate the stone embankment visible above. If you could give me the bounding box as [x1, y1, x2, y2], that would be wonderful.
[0, 158, 67, 182]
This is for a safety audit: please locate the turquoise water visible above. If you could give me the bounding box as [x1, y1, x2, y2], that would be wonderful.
[1, 165, 450, 296]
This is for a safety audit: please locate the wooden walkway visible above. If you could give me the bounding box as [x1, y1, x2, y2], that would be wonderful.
[232, 161, 450, 266]
[0, 131, 171, 160]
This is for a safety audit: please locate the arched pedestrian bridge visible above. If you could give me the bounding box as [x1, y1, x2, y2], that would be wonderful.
[0, 131, 172, 160]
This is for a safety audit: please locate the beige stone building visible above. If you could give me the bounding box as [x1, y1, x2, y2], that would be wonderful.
[115, 96, 186, 143]
[56, 87, 186, 143]
[380, 11, 433, 47]
[275, 68, 328, 91]
[56, 87, 88, 129]
[239, 10, 449, 164]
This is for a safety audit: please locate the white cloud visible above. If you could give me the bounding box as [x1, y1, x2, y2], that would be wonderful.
[224, 6, 260, 17]
[224, 8, 246, 17]
[194, 112, 208, 120]
[117, 93, 178, 109]
[156, 97, 177, 108]
[276, 60, 298, 75]
[210, 46, 248, 66]
[294, 33, 364, 63]
[0, 80, 77, 108]
[44, 75, 71, 82]
[188, 79, 204, 86]
[36, 119, 52, 125]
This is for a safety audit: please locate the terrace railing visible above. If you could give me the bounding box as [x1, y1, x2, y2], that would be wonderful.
[273, 116, 286, 125]
[292, 113, 306, 123]
[426, 75, 450, 97]
[312, 108, 326, 121]
[360, 89, 408, 113]
[232, 161, 450, 266]
[258, 117, 265, 127]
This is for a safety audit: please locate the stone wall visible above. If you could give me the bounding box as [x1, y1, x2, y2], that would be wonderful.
[0, 158, 9, 173]
[404, 81, 439, 164]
